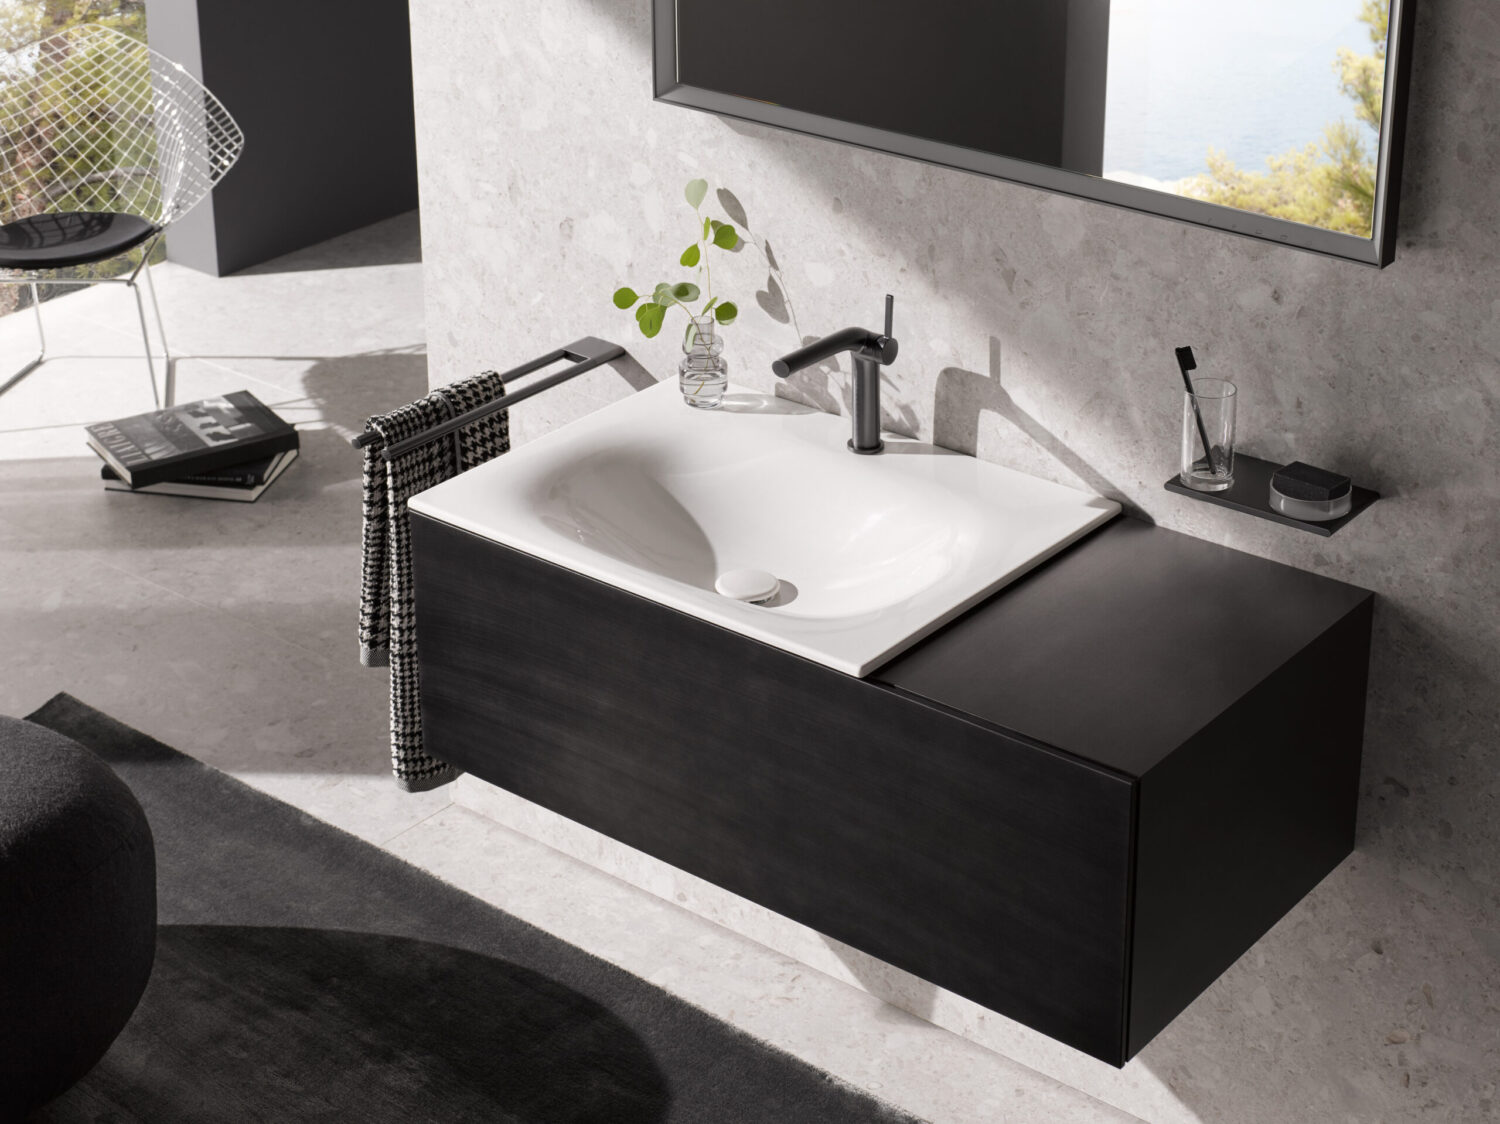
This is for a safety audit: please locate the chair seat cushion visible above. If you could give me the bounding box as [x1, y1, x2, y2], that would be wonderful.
[0, 212, 157, 270]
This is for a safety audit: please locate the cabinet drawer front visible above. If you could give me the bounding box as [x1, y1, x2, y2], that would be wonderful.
[414, 515, 1135, 1062]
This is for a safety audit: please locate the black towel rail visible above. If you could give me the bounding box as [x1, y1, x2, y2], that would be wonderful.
[350, 336, 625, 461]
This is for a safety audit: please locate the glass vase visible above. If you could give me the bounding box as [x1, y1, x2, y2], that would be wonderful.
[679, 316, 727, 409]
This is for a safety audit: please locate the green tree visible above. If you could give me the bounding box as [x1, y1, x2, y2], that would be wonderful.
[1185, 1, 1387, 236]
[0, 0, 149, 316]
[1337, 0, 1389, 130]
[2, 0, 144, 52]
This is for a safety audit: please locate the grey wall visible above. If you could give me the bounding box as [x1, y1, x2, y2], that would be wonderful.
[409, 0, 1500, 1118]
[151, 0, 418, 275]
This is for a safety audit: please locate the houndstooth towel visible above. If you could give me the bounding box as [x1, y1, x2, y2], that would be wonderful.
[358, 370, 510, 791]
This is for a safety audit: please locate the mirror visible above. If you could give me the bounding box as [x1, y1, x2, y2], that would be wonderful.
[654, 0, 1416, 266]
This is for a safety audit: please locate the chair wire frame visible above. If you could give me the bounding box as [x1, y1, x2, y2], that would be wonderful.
[0, 25, 245, 407]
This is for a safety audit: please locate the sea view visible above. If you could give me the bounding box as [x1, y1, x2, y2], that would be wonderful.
[1103, 0, 1381, 185]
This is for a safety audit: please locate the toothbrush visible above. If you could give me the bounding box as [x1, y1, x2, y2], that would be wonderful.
[1175, 346, 1216, 475]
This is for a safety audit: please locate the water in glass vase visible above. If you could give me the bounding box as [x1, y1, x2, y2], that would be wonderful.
[680, 316, 727, 408]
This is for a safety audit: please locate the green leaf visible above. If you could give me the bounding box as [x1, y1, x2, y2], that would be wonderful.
[653, 282, 675, 306]
[712, 223, 739, 250]
[612, 286, 639, 309]
[671, 281, 701, 302]
[635, 302, 666, 338]
[680, 243, 700, 268]
[703, 217, 711, 239]
[685, 178, 708, 210]
[702, 296, 719, 315]
[714, 301, 738, 325]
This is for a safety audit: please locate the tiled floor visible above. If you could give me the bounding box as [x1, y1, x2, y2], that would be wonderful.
[0, 214, 1139, 1124]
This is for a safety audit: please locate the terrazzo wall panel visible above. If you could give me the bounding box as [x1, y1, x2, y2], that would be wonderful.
[408, 0, 1500, 1118]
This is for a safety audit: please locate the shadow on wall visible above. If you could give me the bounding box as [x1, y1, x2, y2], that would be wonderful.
[1356, 596, 1500, 855]
[934, 335, 1144, 519]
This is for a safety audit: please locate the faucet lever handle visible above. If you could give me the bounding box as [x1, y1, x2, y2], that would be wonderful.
[883, 293, 894, 340]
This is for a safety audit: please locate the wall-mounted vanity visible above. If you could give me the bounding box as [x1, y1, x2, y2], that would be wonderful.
[407, 380, 1373, 1066]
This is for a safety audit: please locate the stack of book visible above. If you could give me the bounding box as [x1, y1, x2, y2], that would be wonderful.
[86, 391, 299, 503]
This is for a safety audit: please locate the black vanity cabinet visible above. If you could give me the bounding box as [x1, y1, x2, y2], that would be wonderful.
[411, 513, 1373, 1066]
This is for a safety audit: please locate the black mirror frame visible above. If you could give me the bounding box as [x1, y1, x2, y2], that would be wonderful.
[652, 0, 1418, 268]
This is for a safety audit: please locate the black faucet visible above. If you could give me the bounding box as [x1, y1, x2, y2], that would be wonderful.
[772, 294, 899, 455]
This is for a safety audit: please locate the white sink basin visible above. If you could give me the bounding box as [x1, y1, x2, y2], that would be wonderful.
[409, 381, 1119, 676]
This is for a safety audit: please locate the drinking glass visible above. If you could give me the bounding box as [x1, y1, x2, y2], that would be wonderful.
[1179, 378, 1236, 492]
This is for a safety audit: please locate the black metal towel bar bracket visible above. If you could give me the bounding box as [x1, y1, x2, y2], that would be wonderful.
[349, 337, 625, 462]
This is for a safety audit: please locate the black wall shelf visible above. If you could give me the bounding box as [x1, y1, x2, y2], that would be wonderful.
[1164, 454, 1379, 536]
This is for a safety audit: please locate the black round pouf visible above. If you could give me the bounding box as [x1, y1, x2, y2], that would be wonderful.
[0, 716, 156, 1116]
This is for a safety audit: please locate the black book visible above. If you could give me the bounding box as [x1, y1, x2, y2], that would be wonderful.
[101, 449, 298, 503]
[99, 448, 287, 488]
[85, 391, 298, 488]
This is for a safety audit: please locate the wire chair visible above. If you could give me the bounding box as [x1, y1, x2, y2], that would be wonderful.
[0, 25, 244, 406]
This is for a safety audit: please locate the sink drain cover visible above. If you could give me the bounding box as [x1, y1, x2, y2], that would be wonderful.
[715, 568, 780, 603]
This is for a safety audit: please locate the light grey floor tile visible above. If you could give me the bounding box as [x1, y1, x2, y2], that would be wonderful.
[386, 804, 1143, 1124]
[0, 543, 449, 843]
[0, 438, 381, 658]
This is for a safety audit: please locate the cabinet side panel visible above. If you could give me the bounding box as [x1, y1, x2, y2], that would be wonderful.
[414, 516, 1135, 1063]
[1128, 598, 1373, 1057]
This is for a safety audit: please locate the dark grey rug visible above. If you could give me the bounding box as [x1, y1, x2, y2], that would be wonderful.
[24, 695, 920, 1124]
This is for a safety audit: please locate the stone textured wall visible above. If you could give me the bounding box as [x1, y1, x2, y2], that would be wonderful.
[409, 1, 1500, 1118]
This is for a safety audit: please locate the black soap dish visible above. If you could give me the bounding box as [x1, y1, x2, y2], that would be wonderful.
[1270, 461, 1351, 521]
[1164, 454, 1378, 536]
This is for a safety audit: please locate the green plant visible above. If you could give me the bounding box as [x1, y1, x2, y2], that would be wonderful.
[1185, 0, 1387, 236]
[612, 178, 741, 339]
